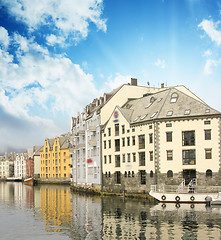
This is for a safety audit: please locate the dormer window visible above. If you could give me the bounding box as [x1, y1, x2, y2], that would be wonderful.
[158, 98, 162, 102]
[184, 109, 191, 115]
[150, 97, 156, 103]
[170, 93, 178, 103]
[167, 111, 173, 116]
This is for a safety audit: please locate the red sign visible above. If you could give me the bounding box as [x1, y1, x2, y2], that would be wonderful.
[87, 158, 93, 163]
[114, 111, 118, 118]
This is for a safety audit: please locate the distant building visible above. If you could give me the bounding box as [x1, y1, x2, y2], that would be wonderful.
[0, 152, 15, 178]
[14, 152, 27, 178]
[33, 146, 43, 179]
[102, 86, 221, 193]
[40, 133, 72, 181]
[26, 149, 34, 178]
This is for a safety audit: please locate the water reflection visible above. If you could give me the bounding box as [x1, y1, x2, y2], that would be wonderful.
[0, 182, 220, 240]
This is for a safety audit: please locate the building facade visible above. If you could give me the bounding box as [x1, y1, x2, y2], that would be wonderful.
[33, 145, 43, 179]
[102, 87, 221, 193]
[40, 134, 72, 181]
[0, 152, 15, 178]
[71, 78, 164, 190]
[14, 153, 27, 178]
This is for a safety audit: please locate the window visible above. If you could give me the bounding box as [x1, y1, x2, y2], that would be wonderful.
[205, 109, 210, 113]
[132, 171, 135, 177]
[122, 138, 125, 147]
[150, 112, 157, 118]
[150, 151, 153, 161]
[205, 149, 212, 159]
[115, 124, 119, 136]
[64, 159, 66, 163]
[108, 128, 111, 136]
[128, 171, 131, 177]
[55, 146, 57, 151]
[132, 136, 135, 145]
[109, 155, 111, 164]
[149, 133, 153, 143]
[115, 155, 120, 167]
[115, 139, 120, 151]
[104, 141, 106, 149]
[64, 166, 66, 170]
[170, 93, 178, 103]
[182, 131, 195, 146]
[140, 114, 147, 120]
[140, 170, 146, 185]
[108, 140, 111, 148]
[145, 102, 152, 108]
[124, 171, 127, 177]
[206, 169, 212, 177]
[56, 159, 58, 165]
[127, 137, 130, 146]
[122, 154, 125, 163]
[116, 171, 121, 184]
[167, 170, 173, 178]
[127, 153, 130, 162]
[104, 156, 107, 164]
[166, 123, 172, 127]
[182, 150, 196, 165]
[166, 132, 172, 142]
[133, 153, 136, 162]
[167, 150, 173, 161]
[205, 130, 211, 140]
[132, 128, 135, 132]
[150, 171, 154, 178]
[149, 125, 152, 129]
[45, 147, 48, 152]
[139, 152, 145, 166]
[64, 152, 66, 156]
[139, 135, 145, 149]
[204, 120, 211, 125]
[122, 125, 125, 134]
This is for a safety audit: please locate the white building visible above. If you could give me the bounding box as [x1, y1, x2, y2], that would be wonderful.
[14, 153, 27, 179]
[0, 152, 15, 178]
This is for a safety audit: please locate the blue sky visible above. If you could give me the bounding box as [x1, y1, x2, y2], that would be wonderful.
[0, 0, 221, 153]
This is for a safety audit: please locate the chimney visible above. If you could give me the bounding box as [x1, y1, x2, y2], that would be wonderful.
[161, 83, 164, 88]
[131, 78, 137, 86]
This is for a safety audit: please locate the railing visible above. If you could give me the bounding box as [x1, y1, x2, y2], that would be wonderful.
[177, 179, 185, 193]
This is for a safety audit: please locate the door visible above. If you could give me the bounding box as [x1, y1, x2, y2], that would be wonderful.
[183, 169, 196, 185]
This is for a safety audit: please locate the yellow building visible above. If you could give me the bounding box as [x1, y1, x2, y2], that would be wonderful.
[40, 133, 72, 181]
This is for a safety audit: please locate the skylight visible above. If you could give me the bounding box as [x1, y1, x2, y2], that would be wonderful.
[145, 102, 152, 108]
[167, 111, 173, 116]
[134, 117, 139, 122]
[170, 98, 177, 103]
[140, 114, 147, 120]
[184, 109, 191, 115]
[205, 109, 210, 113]
[158, 98, 162, 102]
[170, 92, 178, 103]
[150, 112, 158, 118]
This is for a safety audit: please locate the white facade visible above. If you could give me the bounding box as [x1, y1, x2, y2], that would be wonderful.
[14, 153, 27, 178]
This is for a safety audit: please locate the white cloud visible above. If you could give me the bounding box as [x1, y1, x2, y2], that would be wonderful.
[204, 59, 219, 75]
[102, 74, 132, 93]
[154, 59, 166, 69]
[1, 0, 107, 45]
[0, 27, 10, 49]
[198, 19, 221, 45]
[203, 49, 212, 57]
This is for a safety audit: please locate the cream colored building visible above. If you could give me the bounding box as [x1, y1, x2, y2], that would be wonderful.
[102, 86, 221, 193]
[71, 78, 165, 189]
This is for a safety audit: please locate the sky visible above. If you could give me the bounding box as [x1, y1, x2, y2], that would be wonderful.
[0, 0, 221, 154]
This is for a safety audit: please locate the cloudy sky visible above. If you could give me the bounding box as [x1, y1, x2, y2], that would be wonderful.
[0, 0, 221, 154]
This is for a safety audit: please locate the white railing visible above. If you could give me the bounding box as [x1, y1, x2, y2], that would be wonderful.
[177, 179, 185, 193]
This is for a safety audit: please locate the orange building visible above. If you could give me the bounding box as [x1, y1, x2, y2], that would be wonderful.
[40, 133, 72, 181]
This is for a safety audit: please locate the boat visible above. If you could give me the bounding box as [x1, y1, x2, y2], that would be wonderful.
[149, 179, 220, 204]
[211, 192, 221, 205]
[24, 177, 36, 186]
[6, 177, 22, 182]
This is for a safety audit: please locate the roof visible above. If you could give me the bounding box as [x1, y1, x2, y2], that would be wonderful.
[120, 87, 221, 124]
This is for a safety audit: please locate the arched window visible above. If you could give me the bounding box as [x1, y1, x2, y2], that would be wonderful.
[108, 171, 111, 178]
[170, 92, 178, 103]
[206, 169, 212, 177]
[167, 170, 173, 178]
[150, 170, 154, 178]
[124, 171, 127, 177]
[128, 171, 131, 177]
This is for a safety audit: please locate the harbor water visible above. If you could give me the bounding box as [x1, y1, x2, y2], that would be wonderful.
[0, 182, 220, 239]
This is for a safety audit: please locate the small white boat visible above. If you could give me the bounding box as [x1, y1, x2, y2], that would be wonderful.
[211, 192, 221, 205]
[149, 180, 220, 204]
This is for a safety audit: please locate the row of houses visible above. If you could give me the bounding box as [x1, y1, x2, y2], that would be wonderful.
[70, 78, 221, 193]
[0, 146, 42, 179]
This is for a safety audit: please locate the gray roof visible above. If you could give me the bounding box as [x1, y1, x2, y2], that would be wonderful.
[120, 87, 220, 124]
[44, 133, 72, 151]
[33, 146, 43, 156]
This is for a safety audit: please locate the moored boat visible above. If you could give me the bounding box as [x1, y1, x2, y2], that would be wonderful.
[24, 177, 35, 185]
[149, 180, 220, 204]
